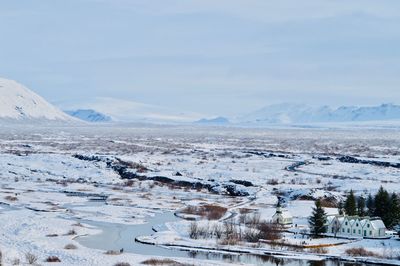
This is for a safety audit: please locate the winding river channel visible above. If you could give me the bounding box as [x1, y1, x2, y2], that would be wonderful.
[75, 211, 369, 266]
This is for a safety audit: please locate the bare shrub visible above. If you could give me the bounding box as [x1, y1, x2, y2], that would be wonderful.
[221, 219, 241, 244]
[243, 228, 260, 243]
[46, 234, 59, 237]
[105, 250, 122, 255]
[212, 223, 223, 239]
[45, 256, 61, 262]
[66, 229, 77, 235]
[64, 244, 78, 250]
[189, 222, 199, 239]
[25, 253, 38, 265]
[309, 247, 328, 254]
[114, 263, 131, 266]
[141, 258, 184, 265]
[72, 222, 84, 227]
[4, 195, 18, 201]
[239, 208, 252, 214]
[197, 223, 211, 239]
[124, 180, 136, 187]
[238, 213, 248, 225]
[267, 179, 279, 185]
[258, 222, 282, 241]
[247, 213, 261, 228]
[12, 258, 21, 265]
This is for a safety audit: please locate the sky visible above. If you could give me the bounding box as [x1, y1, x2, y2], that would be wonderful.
[0, 0, 400, 118]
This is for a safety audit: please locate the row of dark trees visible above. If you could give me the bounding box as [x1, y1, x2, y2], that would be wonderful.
[309, 187, 400, 237]
[340, 187, 400, 228]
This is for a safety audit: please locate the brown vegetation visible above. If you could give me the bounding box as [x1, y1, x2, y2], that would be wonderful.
[66, 229, 77, 236]
[45, 256, 61, 262]
[105, 250, 122, 255]
[181, 204, 227, 220]
[64, 244, 78, 250]
[141, 258, 185, 265]
[345, 247, 379, 257]
[4, 195, 18, 201]
[114, 263, 131, 266]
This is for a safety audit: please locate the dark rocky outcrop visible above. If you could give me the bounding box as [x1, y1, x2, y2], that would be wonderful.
[73, 154, 249, 197]
[338, 155, 400, 169]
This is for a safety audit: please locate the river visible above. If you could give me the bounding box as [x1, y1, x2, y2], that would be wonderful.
[76, 212, 368, 266]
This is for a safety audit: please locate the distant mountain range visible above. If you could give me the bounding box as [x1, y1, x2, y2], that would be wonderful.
[195, 117, 230, 125]
[2, 77, 400, 127]
[65, 109, 112, 123]
[236, 103, 400, 125]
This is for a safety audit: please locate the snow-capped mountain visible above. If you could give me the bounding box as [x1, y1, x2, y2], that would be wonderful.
[65, 109, 112, 123]
[57, 97, 203, 124]
[195, 117, 230, 125]
[0, 78, 73, 122]
[238, 103, 400, 125]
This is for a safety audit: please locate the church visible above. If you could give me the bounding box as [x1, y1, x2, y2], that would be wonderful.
[272, 206, 293, 225]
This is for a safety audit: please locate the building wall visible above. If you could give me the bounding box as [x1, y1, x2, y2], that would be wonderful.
[326, 217, 385, 239]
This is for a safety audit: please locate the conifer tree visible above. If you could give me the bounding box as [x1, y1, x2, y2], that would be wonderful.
[374, 186, 390, 226]
[357, 196, 366, 217]
[388, 193, 400, 227]
[344, 190, 357, 216]
[366, 194, 375, 216]
[338, 200, 344, 215]
[309, 200, 327, 237]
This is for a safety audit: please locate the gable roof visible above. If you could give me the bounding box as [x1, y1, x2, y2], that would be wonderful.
[326, 215, 386, 231]
[274, 209, 292, 219]
[370, 219, 386, 230]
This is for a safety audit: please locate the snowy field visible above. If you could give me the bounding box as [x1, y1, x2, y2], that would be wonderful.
[0, 125, 399, 266]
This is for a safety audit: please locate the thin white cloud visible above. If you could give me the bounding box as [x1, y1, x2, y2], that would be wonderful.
[60, 97, 204, 122]
[88, 0, 400, 22]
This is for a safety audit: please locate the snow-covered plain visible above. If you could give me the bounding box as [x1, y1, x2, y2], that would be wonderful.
[0, 125, 399, 265]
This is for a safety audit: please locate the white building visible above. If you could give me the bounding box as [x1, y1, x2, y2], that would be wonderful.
[327, 215, 387, 238]
[272, 206, 293, 225]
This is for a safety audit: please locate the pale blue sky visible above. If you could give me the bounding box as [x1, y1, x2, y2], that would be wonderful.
[1, 0, 400, 116]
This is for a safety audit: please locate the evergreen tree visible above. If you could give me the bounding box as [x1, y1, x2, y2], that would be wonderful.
[309, 200, 327, 237]
[338, 200, 344, 215]
[374, 186, 390, 226]
[344, 190, 357, 216]
[357, 196, 366, 217]
[366, 194, 375, 216]
[388, 193, 400, 227]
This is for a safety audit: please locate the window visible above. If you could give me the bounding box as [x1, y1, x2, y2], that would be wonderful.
[358, 230, 361, 234]
[347, 229, 350, 233]
[342, 228, 345, 232]
[367, 224, 370, 228]
[370, 231, 372, 235]
[353, 229, 355, 234]
[345, 222, 348, 225]
[356, 223, 359, 227]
